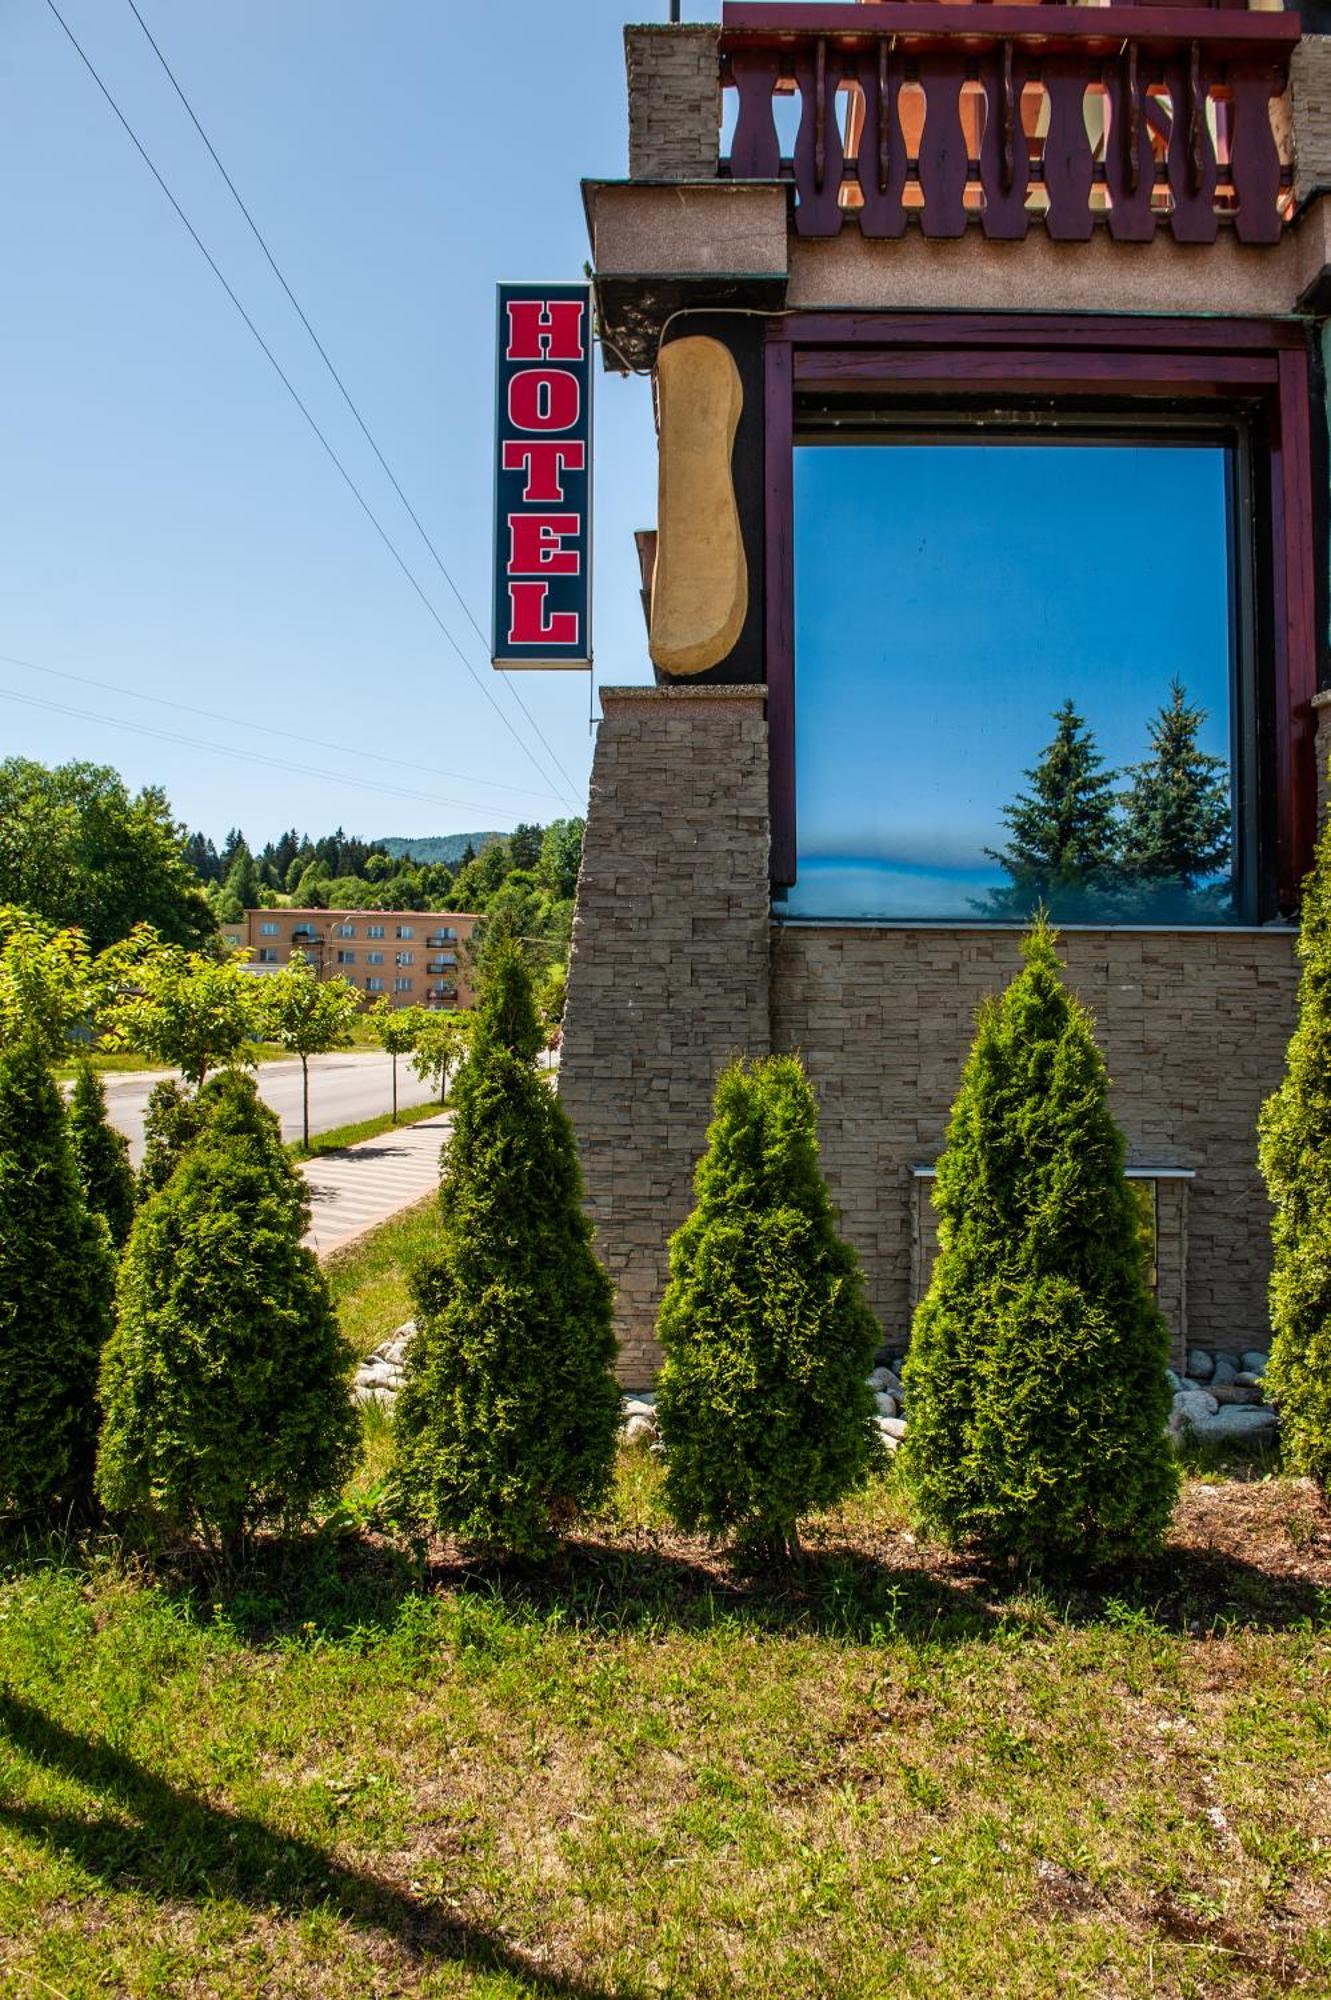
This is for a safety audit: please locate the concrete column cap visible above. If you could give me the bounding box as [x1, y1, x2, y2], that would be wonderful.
[599, 683, 768, 714]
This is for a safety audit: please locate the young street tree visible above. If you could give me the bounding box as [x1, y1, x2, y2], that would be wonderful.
[369, 998, 419, 1122]
[1118, 679, 1231, 897]
[255, 952, 360, 1150]
[900, 921, 1177, 1569]
[98, 926, 260, 1085]
[409, 1009, 471, 1106]
[392, 941, 618, 1555]
[985, 701, 1119, 915]
[1259, 811, 1331, 1488]
[98, 1071, 357, 1556]
[655, 1056, 880, 1559]
[68, 1061, 136, 1250]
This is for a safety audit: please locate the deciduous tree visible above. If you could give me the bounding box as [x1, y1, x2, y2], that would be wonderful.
[256, 953, 360, 1149]
[99, 927, 260, 1085]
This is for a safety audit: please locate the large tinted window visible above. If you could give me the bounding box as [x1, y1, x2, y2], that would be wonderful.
[782, 440, 1242, 925]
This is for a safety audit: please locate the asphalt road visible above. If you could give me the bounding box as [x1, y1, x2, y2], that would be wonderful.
[99, 1051, 439, 1165]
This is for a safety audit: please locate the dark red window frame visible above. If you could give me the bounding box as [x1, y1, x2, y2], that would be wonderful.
[764, 312, 1319, 912]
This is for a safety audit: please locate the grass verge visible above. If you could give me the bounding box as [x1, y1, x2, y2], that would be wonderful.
[0, 1462, 1328, 1997]
[288, 1095, 448, 1164]
[324, 1195, 440, 1359]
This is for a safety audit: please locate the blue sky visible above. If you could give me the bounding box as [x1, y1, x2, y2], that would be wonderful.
[787, 442, 1233, 920]
[0, 2, 697, 846]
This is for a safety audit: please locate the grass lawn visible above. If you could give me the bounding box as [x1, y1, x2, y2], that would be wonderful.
[324, 1196, 441, 1360]
[1, 1454, 1329, 1997]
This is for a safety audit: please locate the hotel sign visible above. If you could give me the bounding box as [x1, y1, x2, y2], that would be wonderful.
[492, 282, 593, 670]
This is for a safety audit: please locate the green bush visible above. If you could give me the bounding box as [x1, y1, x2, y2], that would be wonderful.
[392, 941, 618, 1555]
[97, 1070, 357, 1553]
[137, 1077, 210, 1201]
[900, 921, 1177, 1569]
[655, 1055, 880, 1558]
[0, 1040, 115, 1516]
[1260, 810, 1331, 1486]
[68, 1060, 136, 1250]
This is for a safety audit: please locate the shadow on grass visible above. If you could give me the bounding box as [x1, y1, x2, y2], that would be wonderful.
[0, 1691, 606, 1997]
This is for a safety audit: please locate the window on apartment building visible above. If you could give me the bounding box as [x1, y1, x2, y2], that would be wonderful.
[396, 951, 413, 967]
[259, 921, 279, 936]
[367, 924, 385, 939]
[442, 926, 456, 941]
[784, 435, 1250, 926]
[366, 950, 384, 965]
[366, 976, 385, 993]
[394, 977, 413, 993]
[335, 924, 356, 939]
[258, 948, 278, 964]
[396, 925, 414, 940]
[336, 950, 356, 965]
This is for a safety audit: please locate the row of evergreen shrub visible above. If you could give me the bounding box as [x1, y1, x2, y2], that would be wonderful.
[2, 896, 1326, 1570]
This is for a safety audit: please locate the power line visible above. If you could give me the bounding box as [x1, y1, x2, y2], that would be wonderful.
[0, 681, 539, 821]
[43, 0, 580, 812]
[0, 650, 564, 806]
[120, 0, 584, 805]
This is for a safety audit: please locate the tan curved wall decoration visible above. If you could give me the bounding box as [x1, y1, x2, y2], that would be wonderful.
[650, 335, 748, 678]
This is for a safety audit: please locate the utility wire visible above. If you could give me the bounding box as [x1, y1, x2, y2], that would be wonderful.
[121, 0, 583, 806]
[0, 649, 564, 806]
[43, 0, 580, 811]
[0, 681, 532, 819]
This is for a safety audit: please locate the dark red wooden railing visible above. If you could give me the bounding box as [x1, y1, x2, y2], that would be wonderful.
[720, 3, 1300, 244]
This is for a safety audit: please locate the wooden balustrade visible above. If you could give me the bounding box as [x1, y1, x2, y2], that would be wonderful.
[720, 3, 1299, 244]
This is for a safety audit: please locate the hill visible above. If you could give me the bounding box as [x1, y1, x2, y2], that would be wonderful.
[374, 833, 505, 866]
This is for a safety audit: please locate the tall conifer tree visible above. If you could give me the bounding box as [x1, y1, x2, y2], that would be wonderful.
[1118, 679, 1231, 895]
[985, 701, 1118, 916]
[0, 1042, 115, 1516]
[1259, 811, 1331, 1487]
[392, 942, 618, 1554]
[655, 1056, 880, 1558]
[901, 922, 1177, 1568]
[68, 1060, 136, 1250]
[98, 1072, 357, 1553]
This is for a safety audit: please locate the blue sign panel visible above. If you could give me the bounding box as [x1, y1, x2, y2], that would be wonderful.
[492, 282, 593, 670]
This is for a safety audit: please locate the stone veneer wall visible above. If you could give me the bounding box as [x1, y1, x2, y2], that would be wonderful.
[563, 688, 1319, 1381]
[625, 25, 721, 183]
[559, 686, 771, 1385]
[769, 926, 1298, 1362]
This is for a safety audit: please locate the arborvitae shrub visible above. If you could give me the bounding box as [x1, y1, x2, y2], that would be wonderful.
[900, 922, 1177, 1569]
[137, 1077, 210, 1201]
[97, 1070, 357, 1552]
[68, 1060, 136, 1250]
[392, 942, 618, 1555]
[655, 1055, 880, 1557]
[0, 1040, 115, 1516]
[1260, 810, 1331, 1486]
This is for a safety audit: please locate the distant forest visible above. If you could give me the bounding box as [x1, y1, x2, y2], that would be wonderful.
[186, 818, 585, 964]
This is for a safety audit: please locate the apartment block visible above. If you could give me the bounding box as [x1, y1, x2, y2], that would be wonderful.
[227, 907, 479, 1011]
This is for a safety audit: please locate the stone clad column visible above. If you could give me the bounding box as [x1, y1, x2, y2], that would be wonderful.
[560, 685, 771, 1385]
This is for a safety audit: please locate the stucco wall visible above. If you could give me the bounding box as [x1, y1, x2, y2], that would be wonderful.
[769, 925, 1298, 1360]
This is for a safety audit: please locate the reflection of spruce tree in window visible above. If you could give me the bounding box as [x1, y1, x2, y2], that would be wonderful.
[983, 701, 1118, 919]
[1117, 680, 1232, 917]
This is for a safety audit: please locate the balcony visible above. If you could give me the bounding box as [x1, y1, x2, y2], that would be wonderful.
[723, 4, 1295, 247]
[425, 932, 457, 947]
[593, 5, 1307, 365]
[427, 985, 458, 1003]
[425, 958, 457, 974]
[290, 926, 321, 945]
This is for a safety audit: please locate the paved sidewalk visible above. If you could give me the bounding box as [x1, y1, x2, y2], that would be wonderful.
[301, 1112, 450, 1258]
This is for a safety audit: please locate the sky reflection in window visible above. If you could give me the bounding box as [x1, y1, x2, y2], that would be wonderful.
[784, 441, 1237, 925]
